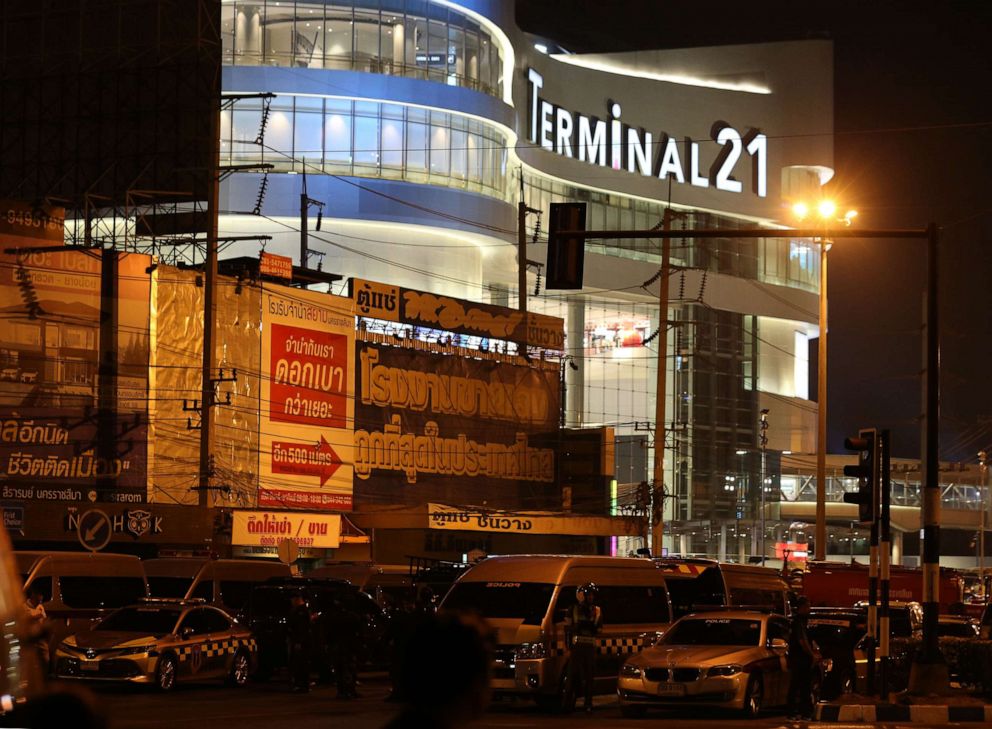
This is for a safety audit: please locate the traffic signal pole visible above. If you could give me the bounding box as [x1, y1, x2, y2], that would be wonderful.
[880, 430, 892, 700]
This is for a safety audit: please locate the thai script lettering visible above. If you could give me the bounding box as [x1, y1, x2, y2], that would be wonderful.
[355, 282, 399, 316]
[403, 291, 524, 339]
[0, 419, 70, 445]
[429, 510, 534, 532]
[5, 449, 129, 479]
[245, 513, 294, 535]
[274, 360, 344, 393]
[283, 335, 334, 359]
[360, 347, 552, 424]
[354, 415, 555, 484]
[272, 443, 336, 467]
[267, 295, 352, 328]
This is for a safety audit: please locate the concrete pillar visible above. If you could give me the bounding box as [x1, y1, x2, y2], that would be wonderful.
[892, 530, 904, 566]
[679, 533, 689, 557]
[565, 297, 585, 427]
[392, 23, 404, 74]
[718, 524, 727, 563]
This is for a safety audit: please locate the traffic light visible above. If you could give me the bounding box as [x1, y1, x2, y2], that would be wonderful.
[843, 428, 878, 524]
[546, 202, 587, 289]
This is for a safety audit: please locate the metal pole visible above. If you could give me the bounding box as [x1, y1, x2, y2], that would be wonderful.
[97, 247, 119, 498]
[651, 208, 674, 558]
[518, 199, 527, 313]
[921, 222, 941, 663]
[760, 409, 769, 566]
[815, 241, 829, 561]
[880, 430, 892, 700]
[867, 501, 878, 695]
[980, 450, 987, 595]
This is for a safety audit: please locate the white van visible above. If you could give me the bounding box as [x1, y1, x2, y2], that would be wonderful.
[654, 559, 791, 618]
[143, 558, 292, 614]
[17, 551, 149, 655]
[440, 555, 671, 711]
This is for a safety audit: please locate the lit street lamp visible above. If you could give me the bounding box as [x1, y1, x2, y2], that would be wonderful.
[792, 200, 857, 562]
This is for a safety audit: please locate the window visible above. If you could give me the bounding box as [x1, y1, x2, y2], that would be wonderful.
[25, 576, 53, 603]
[353, 106, 380, 169]
[97, 608, 181, 635]
[324, 102, 353, 166]
[191, 580, 214, 601]
[294, 97, 324, 168]
[555, 584, 670, 624]
[661, 617, 762, 647]
[59, 576, 147, 609]
[441, 582, 556, 625]
[324, 5, 353, 70]
[219, 581, 255, 610]
[147, 576, 193, 599]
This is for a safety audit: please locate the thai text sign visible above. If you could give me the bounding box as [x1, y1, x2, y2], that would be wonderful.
[354, 343, 559, 507]
[427, 503, 640, 537]
[232, 510, 341, 549]
[260, 286, 355, 510]
[259, 252, 293, 281]
[350, 278, 564, 350]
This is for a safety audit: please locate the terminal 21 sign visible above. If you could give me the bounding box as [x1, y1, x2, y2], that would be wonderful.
[527, 68, 767, 197]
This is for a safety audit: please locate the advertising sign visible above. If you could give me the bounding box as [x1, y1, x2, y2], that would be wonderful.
[354, 342, 559, 507]
[259, 285, 355, 511]
[259, 252, 293, 282]
[428, 503, 640, 537]
[0, 247, 151, 502]
[350, 278, 565, 350]
[231, 510, 341, 549]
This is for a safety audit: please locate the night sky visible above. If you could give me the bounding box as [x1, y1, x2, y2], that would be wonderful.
[516, 0, 992, 462]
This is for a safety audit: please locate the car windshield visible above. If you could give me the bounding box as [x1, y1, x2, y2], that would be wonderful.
[661, 617, 762, 647]
[441, 582, 556, 625]
[96, 607, 182, 635]
[249, 589, 292, 617]
[147, 576, 193, 599]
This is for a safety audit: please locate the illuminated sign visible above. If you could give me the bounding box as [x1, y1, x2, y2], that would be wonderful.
[260, 252, 293, 281]
[527, 68, 767, 197]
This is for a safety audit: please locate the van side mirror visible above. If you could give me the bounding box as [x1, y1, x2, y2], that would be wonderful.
[181, 626, 194, 640]
[768, 638, 787, 650]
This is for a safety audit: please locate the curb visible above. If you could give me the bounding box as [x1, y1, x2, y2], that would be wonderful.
[816, 703, 992, 723]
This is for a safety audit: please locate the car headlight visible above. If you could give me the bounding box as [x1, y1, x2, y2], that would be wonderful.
[117, 645, 155, 656]
[707, 664, 743, 678]
[515, 642, 547, 660]
[620, 663, 643, 678]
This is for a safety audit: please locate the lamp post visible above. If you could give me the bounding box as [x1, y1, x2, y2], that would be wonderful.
[760, 409, 769, 566]
[792, 201, 857, 562]
[981, 450, 989, 595]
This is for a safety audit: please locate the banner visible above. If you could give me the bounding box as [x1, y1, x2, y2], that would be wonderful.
[0, 247, 150, 502]
[427, 503, 640, 537]
[231, 510, 341, 549]
[259, 285, 355, 511]
[350, 278, 565, 350]
[354, 342, 559, 508]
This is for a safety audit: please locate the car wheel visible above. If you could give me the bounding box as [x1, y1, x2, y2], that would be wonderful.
[742, 673, 763, 718]
[228, 650, 250, 687]
[156, 654, 178, 692]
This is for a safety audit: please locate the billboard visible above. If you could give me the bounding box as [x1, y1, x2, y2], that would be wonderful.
[0, 247, 151, 503]
[259, 285, 354, 511]
[354, 342, 560, 508]
[350, 278, 565, 351]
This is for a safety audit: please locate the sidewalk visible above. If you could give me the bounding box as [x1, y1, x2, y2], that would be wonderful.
[816, 703, 992, 723]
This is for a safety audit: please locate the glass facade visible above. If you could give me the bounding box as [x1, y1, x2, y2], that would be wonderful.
[221, 95, 510, 197]
[222, 0, 504, 98]
[524, 173, 821, 294]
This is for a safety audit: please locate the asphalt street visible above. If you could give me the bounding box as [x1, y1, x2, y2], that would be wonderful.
[72, 674, 973, 729]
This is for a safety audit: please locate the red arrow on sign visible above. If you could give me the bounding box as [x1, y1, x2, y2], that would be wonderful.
[271, 436, 342, 486]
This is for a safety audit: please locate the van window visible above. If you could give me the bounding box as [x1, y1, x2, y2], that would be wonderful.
[442, 582, 555, 625]
[729, 588, 785, 613]
[555, 585, 670, 624]
[148, 576, 193, 599]
[59, 576, 146, 609]
[665, 568, 727, 619]
[25, 576, 53, 603]
[219, 581, 254, 609]
[191, 580, 214, 601]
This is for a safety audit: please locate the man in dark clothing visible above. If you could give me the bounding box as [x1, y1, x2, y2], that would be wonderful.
[327, 599, 362, 699]
[567, 583, 602, 713]
[288, 592, 312, 693]
[787, 596, 820, 719]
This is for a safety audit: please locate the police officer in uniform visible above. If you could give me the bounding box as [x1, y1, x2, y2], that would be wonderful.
[288, 591, 312, 693]
[787, 596, 819, 719]
[567, 583, 602, 713]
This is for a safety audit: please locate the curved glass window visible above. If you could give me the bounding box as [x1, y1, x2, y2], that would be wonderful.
[221, 0, 504, 99]
[221, 95, 510, 198]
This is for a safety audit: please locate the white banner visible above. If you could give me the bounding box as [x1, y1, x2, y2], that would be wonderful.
[232, 510, 342, 549]
[427, 503, 640, 537]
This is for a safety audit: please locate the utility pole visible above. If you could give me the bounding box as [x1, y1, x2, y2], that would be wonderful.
[815, 239, 831, 561]
[651, 207, 675, 558]
[760, 409, 769, 565]
[980, 449, 988, 595]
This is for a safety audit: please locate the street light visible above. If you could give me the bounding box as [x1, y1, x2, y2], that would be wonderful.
[792, 199, 857, 562]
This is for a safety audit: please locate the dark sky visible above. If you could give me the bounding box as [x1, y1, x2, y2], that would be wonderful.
[516, 0, 992, 461]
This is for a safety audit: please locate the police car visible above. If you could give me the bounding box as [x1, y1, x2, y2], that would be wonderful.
[54, 598, 256, 691]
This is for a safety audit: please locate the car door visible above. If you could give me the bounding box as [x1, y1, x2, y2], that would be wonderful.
[175, 608, 219, 679]
[764, 618, 791, 706]
[200, 608, 238, 676]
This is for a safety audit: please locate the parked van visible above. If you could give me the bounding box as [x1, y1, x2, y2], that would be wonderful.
[143, 558, 292, 614]
[307, 562, 414, 608]
[654, 559, 791, 618]
[17, 551, 149, 653]
[439, 555, 672, 711]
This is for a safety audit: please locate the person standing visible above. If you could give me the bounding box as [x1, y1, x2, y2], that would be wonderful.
[24, 587, 49, 678]
[567, 583, 602, 713]
[287, 591, 312, 693]
[787, 596, 819, 719]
